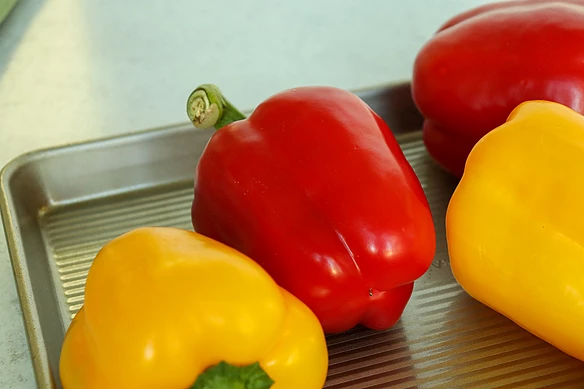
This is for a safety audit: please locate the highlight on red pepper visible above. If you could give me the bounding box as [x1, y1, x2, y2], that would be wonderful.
[186, 84, 436, 334]
[411, 0, 584, 178]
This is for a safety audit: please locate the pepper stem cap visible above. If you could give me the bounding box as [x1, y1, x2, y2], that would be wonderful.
[191, 361, 274, 389]
[187, 84, 247, 130]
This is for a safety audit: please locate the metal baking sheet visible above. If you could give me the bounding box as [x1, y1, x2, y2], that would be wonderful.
[1, 82, 583, 389]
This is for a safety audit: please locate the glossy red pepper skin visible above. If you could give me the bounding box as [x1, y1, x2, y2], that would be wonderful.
[191, 86, 436, 333]
[412, 0, 584, 178]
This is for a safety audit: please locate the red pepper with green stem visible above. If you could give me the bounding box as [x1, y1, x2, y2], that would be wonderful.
[187, 84, 436, 333]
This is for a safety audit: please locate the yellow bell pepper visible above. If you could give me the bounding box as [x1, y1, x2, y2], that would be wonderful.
[59, 227, 328, 389]
[446, 100, 584, 363]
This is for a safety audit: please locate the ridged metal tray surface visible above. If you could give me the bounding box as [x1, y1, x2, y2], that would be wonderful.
[2, 83, 583, 388]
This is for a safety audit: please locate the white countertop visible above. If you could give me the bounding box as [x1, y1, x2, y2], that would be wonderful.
[0, 0, 491, 386]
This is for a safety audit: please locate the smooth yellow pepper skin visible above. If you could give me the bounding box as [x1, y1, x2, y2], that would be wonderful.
[446, 100, 584, 362]
[59, 227, 328, 389]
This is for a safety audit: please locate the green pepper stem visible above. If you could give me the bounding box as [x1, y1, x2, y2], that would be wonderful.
[187, 84, 247, 130]
[190, 361, 274, 389]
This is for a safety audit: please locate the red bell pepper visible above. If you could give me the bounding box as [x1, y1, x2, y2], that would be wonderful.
[412, 0, 584, 178]
[186, 84, 436, 333]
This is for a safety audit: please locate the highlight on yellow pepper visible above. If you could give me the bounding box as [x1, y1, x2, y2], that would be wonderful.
[59, 227, 329, 389]
[446, 100, 584, 362]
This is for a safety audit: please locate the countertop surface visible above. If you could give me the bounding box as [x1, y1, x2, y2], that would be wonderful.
[0, 0, 491, 386]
